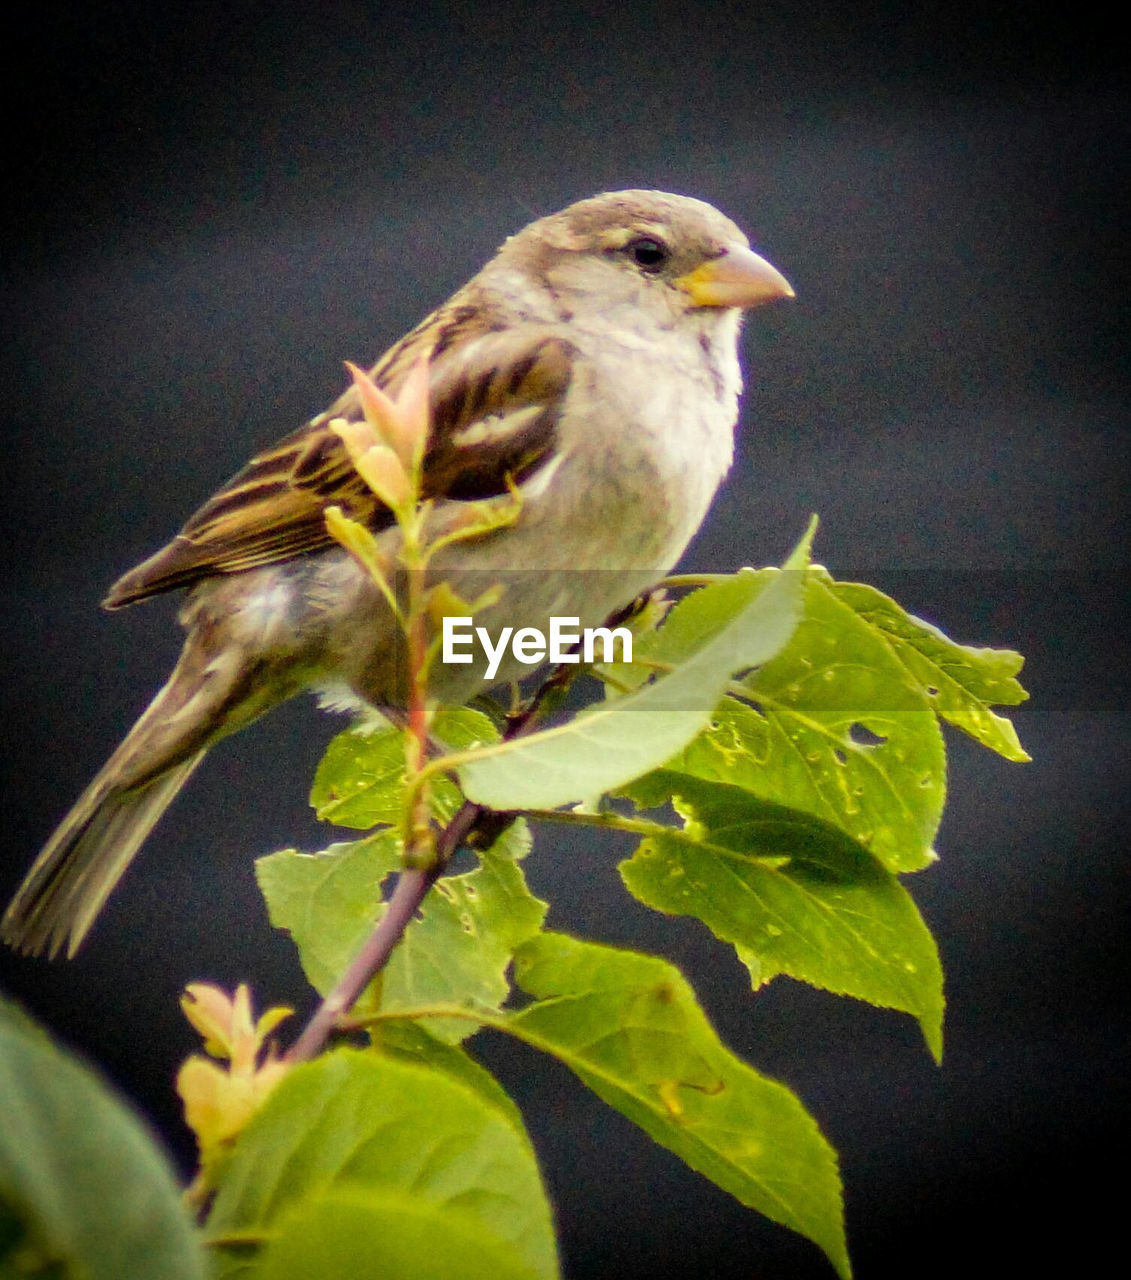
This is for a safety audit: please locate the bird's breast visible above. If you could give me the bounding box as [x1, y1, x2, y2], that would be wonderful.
[543, 334, 738, 571]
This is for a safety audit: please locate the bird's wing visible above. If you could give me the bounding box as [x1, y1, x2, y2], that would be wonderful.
[104, 316, 575, 608]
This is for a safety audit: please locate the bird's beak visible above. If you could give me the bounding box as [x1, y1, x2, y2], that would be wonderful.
[675, 244, 795, 309]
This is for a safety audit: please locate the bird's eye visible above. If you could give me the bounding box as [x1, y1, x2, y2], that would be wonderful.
[625, 237, 670, 271]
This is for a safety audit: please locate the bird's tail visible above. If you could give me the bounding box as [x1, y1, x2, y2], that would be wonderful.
[2, 632, 286, 959]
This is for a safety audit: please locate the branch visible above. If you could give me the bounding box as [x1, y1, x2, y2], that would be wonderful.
[284, 863, 439, 1063]
[283, 633, 589, 1063]
[284, 587, 664, 1062]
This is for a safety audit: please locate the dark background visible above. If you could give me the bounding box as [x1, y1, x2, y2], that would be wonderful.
[2, 2, 1127, 1276]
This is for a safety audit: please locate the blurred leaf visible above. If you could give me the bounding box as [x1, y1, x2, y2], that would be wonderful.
[0, 996, 49, 1043]
[207, 1050, 557, 1280]
[829, 579, 1030, 761]
[505, 934, 849, 1279]
[208, 1250, 257, 1280]
[457, 524, 815, 809]
[257, 1188, 540, 1280]
[0, 999, 204, 1280]
[619, 772, 944, 1058]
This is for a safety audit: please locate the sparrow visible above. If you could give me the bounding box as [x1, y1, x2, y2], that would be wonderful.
[2, 189, 793, 958]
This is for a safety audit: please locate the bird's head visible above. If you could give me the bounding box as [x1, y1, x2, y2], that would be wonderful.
[490, 189, 793, 331]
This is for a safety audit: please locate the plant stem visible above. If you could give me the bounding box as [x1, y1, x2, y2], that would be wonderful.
[285, 642, 584, 1062]
[515, 806, 673, 840]
[659, 572, 739, 588]
[402, 564, 435, 865]
[343, 1003, 501, 1034]
[284, 571, 669, 1063]
[285, 862, 441, 1063]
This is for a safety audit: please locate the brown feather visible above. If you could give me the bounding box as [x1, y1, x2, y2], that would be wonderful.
[103, 309, 575, 609]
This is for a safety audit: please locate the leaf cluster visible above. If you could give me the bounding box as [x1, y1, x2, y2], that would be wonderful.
[222, 526, 1025, 1277]
[0, 525, 1029, 1279]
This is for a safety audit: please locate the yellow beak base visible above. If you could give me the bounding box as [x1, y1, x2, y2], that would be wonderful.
[676, 244, 795, 309]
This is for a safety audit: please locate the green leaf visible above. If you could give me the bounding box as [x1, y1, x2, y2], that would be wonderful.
[311, 707, 497, 828]
[257, 1188, 541, 1280]
[648, 575, 945, 872]
[256, 823, 546, 1039]
[379, 827, 547, 1041]
[310, 725, 406, 827]
[0, 995, 51, 1043]
[256, 832, 401, 1004]
[637, 572, 784, 667]
[368, 1020, 529, 1140]
[0, 1001, 205, 1280]
[504, 933, 850, 1279]
[829, 579, 1030, 761]
[209, 1250, 257, 1280]
[456, 523, 816, 810]
[618, 772, 944, 1059]
[207, 1050, 557, 1280]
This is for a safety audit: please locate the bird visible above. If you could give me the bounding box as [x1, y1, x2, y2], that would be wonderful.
[2, 189, 793, 959]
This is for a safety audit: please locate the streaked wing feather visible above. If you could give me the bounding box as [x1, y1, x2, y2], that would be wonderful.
[104, 314, 574, 608]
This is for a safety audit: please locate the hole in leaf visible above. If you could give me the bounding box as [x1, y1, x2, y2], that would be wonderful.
[848, 722, 887, 748]
[833, 747, 848, 765]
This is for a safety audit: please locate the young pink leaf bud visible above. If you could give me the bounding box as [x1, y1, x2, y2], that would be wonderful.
[345, 358, 431, 470]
